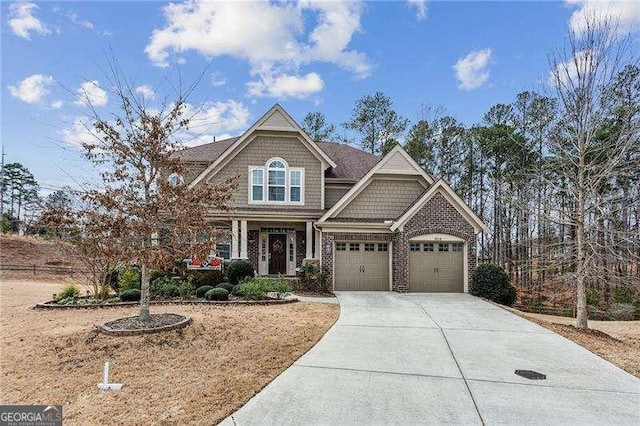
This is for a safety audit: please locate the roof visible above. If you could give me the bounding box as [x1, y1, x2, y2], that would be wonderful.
[173, 138, 380, 181]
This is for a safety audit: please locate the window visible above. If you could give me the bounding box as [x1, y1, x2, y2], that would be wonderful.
[268, 161, 286, 201]
[349, 243, 360, 251]
[336, 242, 346, 251]
[249, 158, 304, 204]
[410, 243, 420, 252]
[290, 170, 301, 202]
[364, 243, 375, 251]
[438, 243, 449, 252]
[423, 243, 434, 252]
[251, 169, 264, 201]
[378, 243, 388, 252]
[167, 173, 184, 188]
[289, 239, 294, 262]
[452, 243, 463, 252]
[216, 234, 231, 259]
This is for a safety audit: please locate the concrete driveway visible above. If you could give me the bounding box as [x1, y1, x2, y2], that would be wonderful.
[222, 292, 640, 425]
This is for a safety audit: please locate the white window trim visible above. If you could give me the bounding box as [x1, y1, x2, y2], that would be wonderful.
[247, 157, 305, 206]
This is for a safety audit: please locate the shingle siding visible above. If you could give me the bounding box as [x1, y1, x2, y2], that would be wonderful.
[336, 179, 425, 219]
[210, 135, 323, 210]
[325, 185, 352, 209]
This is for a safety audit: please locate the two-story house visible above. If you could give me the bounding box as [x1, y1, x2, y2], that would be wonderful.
[174, 105, 486, 292]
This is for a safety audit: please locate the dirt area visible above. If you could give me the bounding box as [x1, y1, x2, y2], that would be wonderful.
[506, 306, 640, 378]
[0, 279, 340, 424]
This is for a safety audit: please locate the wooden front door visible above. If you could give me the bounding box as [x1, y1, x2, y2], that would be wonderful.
[269, 234, 287, 275]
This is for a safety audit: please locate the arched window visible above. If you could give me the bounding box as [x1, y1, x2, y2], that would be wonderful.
[167, 173, 184, 187]
[249, 157, 304, 204]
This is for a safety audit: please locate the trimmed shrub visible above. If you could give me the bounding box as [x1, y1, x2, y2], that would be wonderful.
[120, 289, 141, 302]
[55, 283, 81, 301]
[196, 285, 215, 298]
[231, 284, 243, 296]
[188, 270, 226, 288]
[608, 303, 636, 320]
[470, 263, 517, 306]
[216, 282, 234, 293]
[228, 260, 255, 285]
[205, 288, 229, 301]
[118, 266, 140, 291]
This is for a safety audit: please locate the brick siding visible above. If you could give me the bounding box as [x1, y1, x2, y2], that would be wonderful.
[248, 230, 259, 271]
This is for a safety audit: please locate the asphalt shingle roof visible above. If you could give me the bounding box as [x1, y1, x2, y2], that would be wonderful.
[173, 138, 381, 181]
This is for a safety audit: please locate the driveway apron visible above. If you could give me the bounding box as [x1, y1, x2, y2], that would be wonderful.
[221, 292, 640, 425]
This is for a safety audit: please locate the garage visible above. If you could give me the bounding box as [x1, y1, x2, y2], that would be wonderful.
[409, 241, 464, 292]
[334, 242, 390, 291]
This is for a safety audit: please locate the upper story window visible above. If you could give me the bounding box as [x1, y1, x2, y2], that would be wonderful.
[167, 173, 184, 188]
[249, 158, 304, 205]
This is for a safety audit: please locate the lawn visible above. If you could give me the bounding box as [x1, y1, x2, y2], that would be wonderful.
[506, 307, 640, 378]
[0, 279, 340, 424]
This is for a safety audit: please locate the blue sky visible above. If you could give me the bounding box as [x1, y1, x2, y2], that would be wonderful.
[2, 1, 639, 194]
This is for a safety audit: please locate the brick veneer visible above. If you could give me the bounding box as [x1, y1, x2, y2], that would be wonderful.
[296, 231, 305, 267]
[321, 192, 478, 292]
[248, 230, 259, 271]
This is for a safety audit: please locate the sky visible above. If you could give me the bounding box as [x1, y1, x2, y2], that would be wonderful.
[1, 0, 639, 195]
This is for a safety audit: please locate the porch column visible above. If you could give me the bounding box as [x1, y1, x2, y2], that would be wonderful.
[314, 228, 321, 259]
[306, 221, 313, 259]
[231, 220, 239, 258]
[240, 220, 248, 259]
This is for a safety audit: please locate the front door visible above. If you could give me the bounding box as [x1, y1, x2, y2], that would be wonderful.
[269, 234, 287, 275]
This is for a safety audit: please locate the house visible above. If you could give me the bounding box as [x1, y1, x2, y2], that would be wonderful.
[174, 104, 486, 292]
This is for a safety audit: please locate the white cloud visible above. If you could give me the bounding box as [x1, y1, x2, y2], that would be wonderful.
[407, 0, 428, 21]
[8, 2, 51, 39]
[178, 100, 251, 147]
[453, 48, 492, 91]
[548, 49, 598, 86]
[74, 80, 108, 107]
[566, 0, 640, 34]
[247, 71, 324, 99]
[7, 74, 54, 104]
[62, 116, 99, 147]
[67, 10, 94, 29]
[51, 100, 63, 109]
[145, 0, 371, 98]
[211, 72, 227, 87]
[135, 84, 155, 99]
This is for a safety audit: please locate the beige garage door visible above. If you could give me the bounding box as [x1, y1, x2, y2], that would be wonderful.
[409, 242, 464, 292]
[335, 242, 390, 291]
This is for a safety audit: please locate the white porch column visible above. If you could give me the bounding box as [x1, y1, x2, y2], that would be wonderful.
[231, 220, 239, 258]
[240, 220, 248, 259]
[306, 221, 313, 259]
[314, 228, 321, 259]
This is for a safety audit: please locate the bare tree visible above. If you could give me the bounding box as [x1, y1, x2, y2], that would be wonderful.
[546, 16, 639, 329]
[79, 60, 238, 321]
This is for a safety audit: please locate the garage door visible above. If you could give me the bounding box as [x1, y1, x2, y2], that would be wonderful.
[409, 242, 464, 292]
[335, 242, 389, 291]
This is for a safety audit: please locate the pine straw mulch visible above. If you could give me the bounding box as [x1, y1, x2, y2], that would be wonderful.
[1, 279, 340, 425]
[504, 306, 640, 379]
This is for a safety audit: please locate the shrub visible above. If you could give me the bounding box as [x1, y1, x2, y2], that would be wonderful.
[228, 260, 255, 285]
[231, 284, 243, 296]
[196, 285, 215, 298]
[269, 277, 292, 299]
[608, 303, 636, 320]
[55, 283, 81, 301]
[149, 269, 168, 283]
[216, 282, 234, 293]
[236, 279, 270, 300]
[299, 263, 330, 293]
[470, 263, 517, 306]
[612, 286, 637, 304]
[118, 266, 140, 291]
[205, 288, 229, 301]
[120, 289, 141, 302]
[177, 280, 195, 297]
[586, 289, 600, 307]
[150, 276, 172, 297]
[149, 276, 182, 298]
[188, 270, 226, 288]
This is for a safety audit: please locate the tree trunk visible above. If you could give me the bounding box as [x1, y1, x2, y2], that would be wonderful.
[139, 263, 151, 321]
[575, 150, 588, 330]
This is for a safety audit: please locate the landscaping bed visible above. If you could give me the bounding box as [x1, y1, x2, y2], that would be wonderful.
[1, 278, 340, 425]
[99, 313, 192, 336]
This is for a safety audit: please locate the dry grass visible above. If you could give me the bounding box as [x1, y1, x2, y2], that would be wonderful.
[505, 306, 640, 379]
[0, 279, 339, 424]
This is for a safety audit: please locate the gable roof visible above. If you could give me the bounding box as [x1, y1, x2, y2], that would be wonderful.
[317, 142, 380, 180]
[317, 144, 434, 223]
[391, 179, 487, 234]
[188, 104, 336, 187]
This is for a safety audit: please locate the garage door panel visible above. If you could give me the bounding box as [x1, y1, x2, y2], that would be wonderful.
[335, 241, 389, 291]
[409, 242, 464, 293]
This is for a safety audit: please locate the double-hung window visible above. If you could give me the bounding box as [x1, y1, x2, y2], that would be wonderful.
[249, 158, 304, 205]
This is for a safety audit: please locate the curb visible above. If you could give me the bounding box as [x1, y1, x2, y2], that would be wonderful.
[98, 315, 193, 336]
[34, 298, 299, 310]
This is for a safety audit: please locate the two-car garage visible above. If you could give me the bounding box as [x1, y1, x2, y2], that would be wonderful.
[332, 237, 466, 292]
